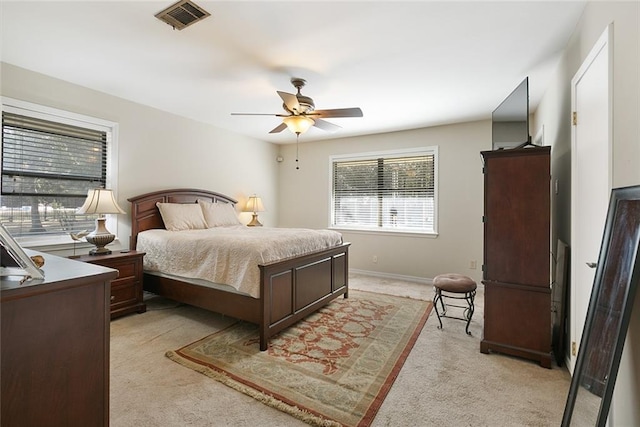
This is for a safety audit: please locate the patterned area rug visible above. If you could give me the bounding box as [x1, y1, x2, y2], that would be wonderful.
[166, 290, 432, 427]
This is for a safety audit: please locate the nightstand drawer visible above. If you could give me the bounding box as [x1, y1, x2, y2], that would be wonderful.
[111, 275, 135, 288]
[112, 262, 136, 280]
[111, 283, 137, 306]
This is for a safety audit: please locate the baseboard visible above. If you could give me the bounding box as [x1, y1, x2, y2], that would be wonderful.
[349, 268, 433, 285]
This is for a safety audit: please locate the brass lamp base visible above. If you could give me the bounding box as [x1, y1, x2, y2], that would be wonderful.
[247, 213, 263, 227]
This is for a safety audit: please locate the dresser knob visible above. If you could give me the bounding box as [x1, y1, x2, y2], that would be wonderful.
[111, 295, 115, 301]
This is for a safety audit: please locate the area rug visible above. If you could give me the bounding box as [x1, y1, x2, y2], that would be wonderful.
[166, 290, 432, 427]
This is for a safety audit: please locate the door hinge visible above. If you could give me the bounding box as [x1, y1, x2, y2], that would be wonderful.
[572, 111, 578, 126]
[572, 341, 577, 356]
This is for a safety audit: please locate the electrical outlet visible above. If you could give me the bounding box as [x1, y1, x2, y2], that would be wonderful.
[470, 260, 477, 269]
[372, 255, 378, 264]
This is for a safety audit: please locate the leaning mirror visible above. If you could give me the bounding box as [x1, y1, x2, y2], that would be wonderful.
[562, 185, 640, 426]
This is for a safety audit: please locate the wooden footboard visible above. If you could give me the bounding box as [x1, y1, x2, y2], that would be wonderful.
[258, 243, 349, 350]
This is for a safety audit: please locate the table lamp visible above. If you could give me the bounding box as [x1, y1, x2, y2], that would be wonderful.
[243, 195, 265, 227]
[77, 188, 125, 255]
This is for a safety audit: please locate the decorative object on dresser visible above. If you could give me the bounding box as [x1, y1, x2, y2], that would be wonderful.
[128, 188, 350, 351]
[72, 250, 146, 319]
[480, 146, 553, 368]
[77, 188, 126, 255]
[243, 194, 265, 227]
[1, 250, 116, 426]
[0, 223, 45, 281]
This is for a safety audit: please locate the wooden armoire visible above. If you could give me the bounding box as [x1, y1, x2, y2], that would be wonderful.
[480, 146, 553, 368]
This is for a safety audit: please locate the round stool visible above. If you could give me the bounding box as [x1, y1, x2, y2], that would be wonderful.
[433, 273, 477, 335]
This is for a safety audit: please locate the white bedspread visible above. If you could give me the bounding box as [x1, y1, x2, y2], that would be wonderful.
[136, 226, 343, 298]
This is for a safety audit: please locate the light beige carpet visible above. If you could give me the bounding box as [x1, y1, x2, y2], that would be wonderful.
[166, 291, 433, 427]
[110, 274, 572, 426]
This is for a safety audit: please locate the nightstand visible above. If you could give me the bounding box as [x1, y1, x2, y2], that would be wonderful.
[72, 250, 146, 319]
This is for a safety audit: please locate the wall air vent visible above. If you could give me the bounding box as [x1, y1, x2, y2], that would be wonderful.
[155, 0, 210, 30]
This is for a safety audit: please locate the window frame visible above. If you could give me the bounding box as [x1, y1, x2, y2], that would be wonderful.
[329, 146, 439, 237]
[1, 97, 120, 249]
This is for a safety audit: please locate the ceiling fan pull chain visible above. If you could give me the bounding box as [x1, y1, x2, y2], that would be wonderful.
[296, 133, 300, 170]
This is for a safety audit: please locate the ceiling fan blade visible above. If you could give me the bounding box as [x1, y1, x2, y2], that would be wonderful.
[311, 107, 363, 118]
[313, 119, 341, 133]
[231, 112, 287, 116]
[269, 122, 288, 134]
[277, 91, 301, 113]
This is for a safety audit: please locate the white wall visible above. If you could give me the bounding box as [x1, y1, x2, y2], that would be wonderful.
[534, 1, 639, 423]
[0, 63, 280, 252]
[276, 121, 488, 283]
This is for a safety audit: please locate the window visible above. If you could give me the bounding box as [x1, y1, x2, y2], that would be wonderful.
[1, 98, 118, 246]
[330, 147, 438, 235]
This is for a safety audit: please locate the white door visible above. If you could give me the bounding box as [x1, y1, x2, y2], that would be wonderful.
[570, 26, 612, 372]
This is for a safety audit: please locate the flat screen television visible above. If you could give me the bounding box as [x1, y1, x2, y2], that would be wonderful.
[492, 77, 531, 150]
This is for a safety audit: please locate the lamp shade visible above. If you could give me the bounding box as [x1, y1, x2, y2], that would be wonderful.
[77, 188, 126, 215]
[243, 195, 266, 213]
[283, 115, 314, 134]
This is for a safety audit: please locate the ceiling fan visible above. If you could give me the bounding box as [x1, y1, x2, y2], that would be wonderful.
[231, 78, 363, 135]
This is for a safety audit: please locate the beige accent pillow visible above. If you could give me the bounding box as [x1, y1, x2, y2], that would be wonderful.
[156, 202, 208, 231]
[198, 199, 242, 227]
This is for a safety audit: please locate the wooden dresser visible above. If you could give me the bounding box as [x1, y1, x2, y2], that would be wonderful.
[72, 250, 146, 319]
[480, 146, 553, 368]
[1, 251, 117, 426]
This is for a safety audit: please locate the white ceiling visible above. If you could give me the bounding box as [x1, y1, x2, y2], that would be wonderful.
[0, 1, 586, 144]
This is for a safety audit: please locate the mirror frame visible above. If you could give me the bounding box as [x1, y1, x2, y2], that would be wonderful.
[562, 185, 640, 426]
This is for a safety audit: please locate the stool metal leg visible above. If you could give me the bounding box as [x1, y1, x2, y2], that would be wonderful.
[438, 291, 447, 315]
[463, 289, 476, 335]
[433, 288, 444, 330]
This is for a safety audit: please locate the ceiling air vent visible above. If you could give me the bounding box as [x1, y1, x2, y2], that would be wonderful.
[155, 0, 210, 30]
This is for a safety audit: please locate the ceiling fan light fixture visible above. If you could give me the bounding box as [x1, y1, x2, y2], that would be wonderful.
[283, 115, 314, 135]
[232, 78, 362, 136]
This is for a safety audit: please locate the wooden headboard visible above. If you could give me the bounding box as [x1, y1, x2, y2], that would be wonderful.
[127, 188, 237, 249]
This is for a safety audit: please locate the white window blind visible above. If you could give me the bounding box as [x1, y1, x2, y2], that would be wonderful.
[331, 148, 437, 234]
[1, 111, 107, 238]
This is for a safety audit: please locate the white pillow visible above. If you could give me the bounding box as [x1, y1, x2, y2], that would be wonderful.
[156, 202, 208, 231]
[198, 199, 242, 227]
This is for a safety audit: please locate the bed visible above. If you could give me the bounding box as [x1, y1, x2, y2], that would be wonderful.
[128, 188, 350, 351]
